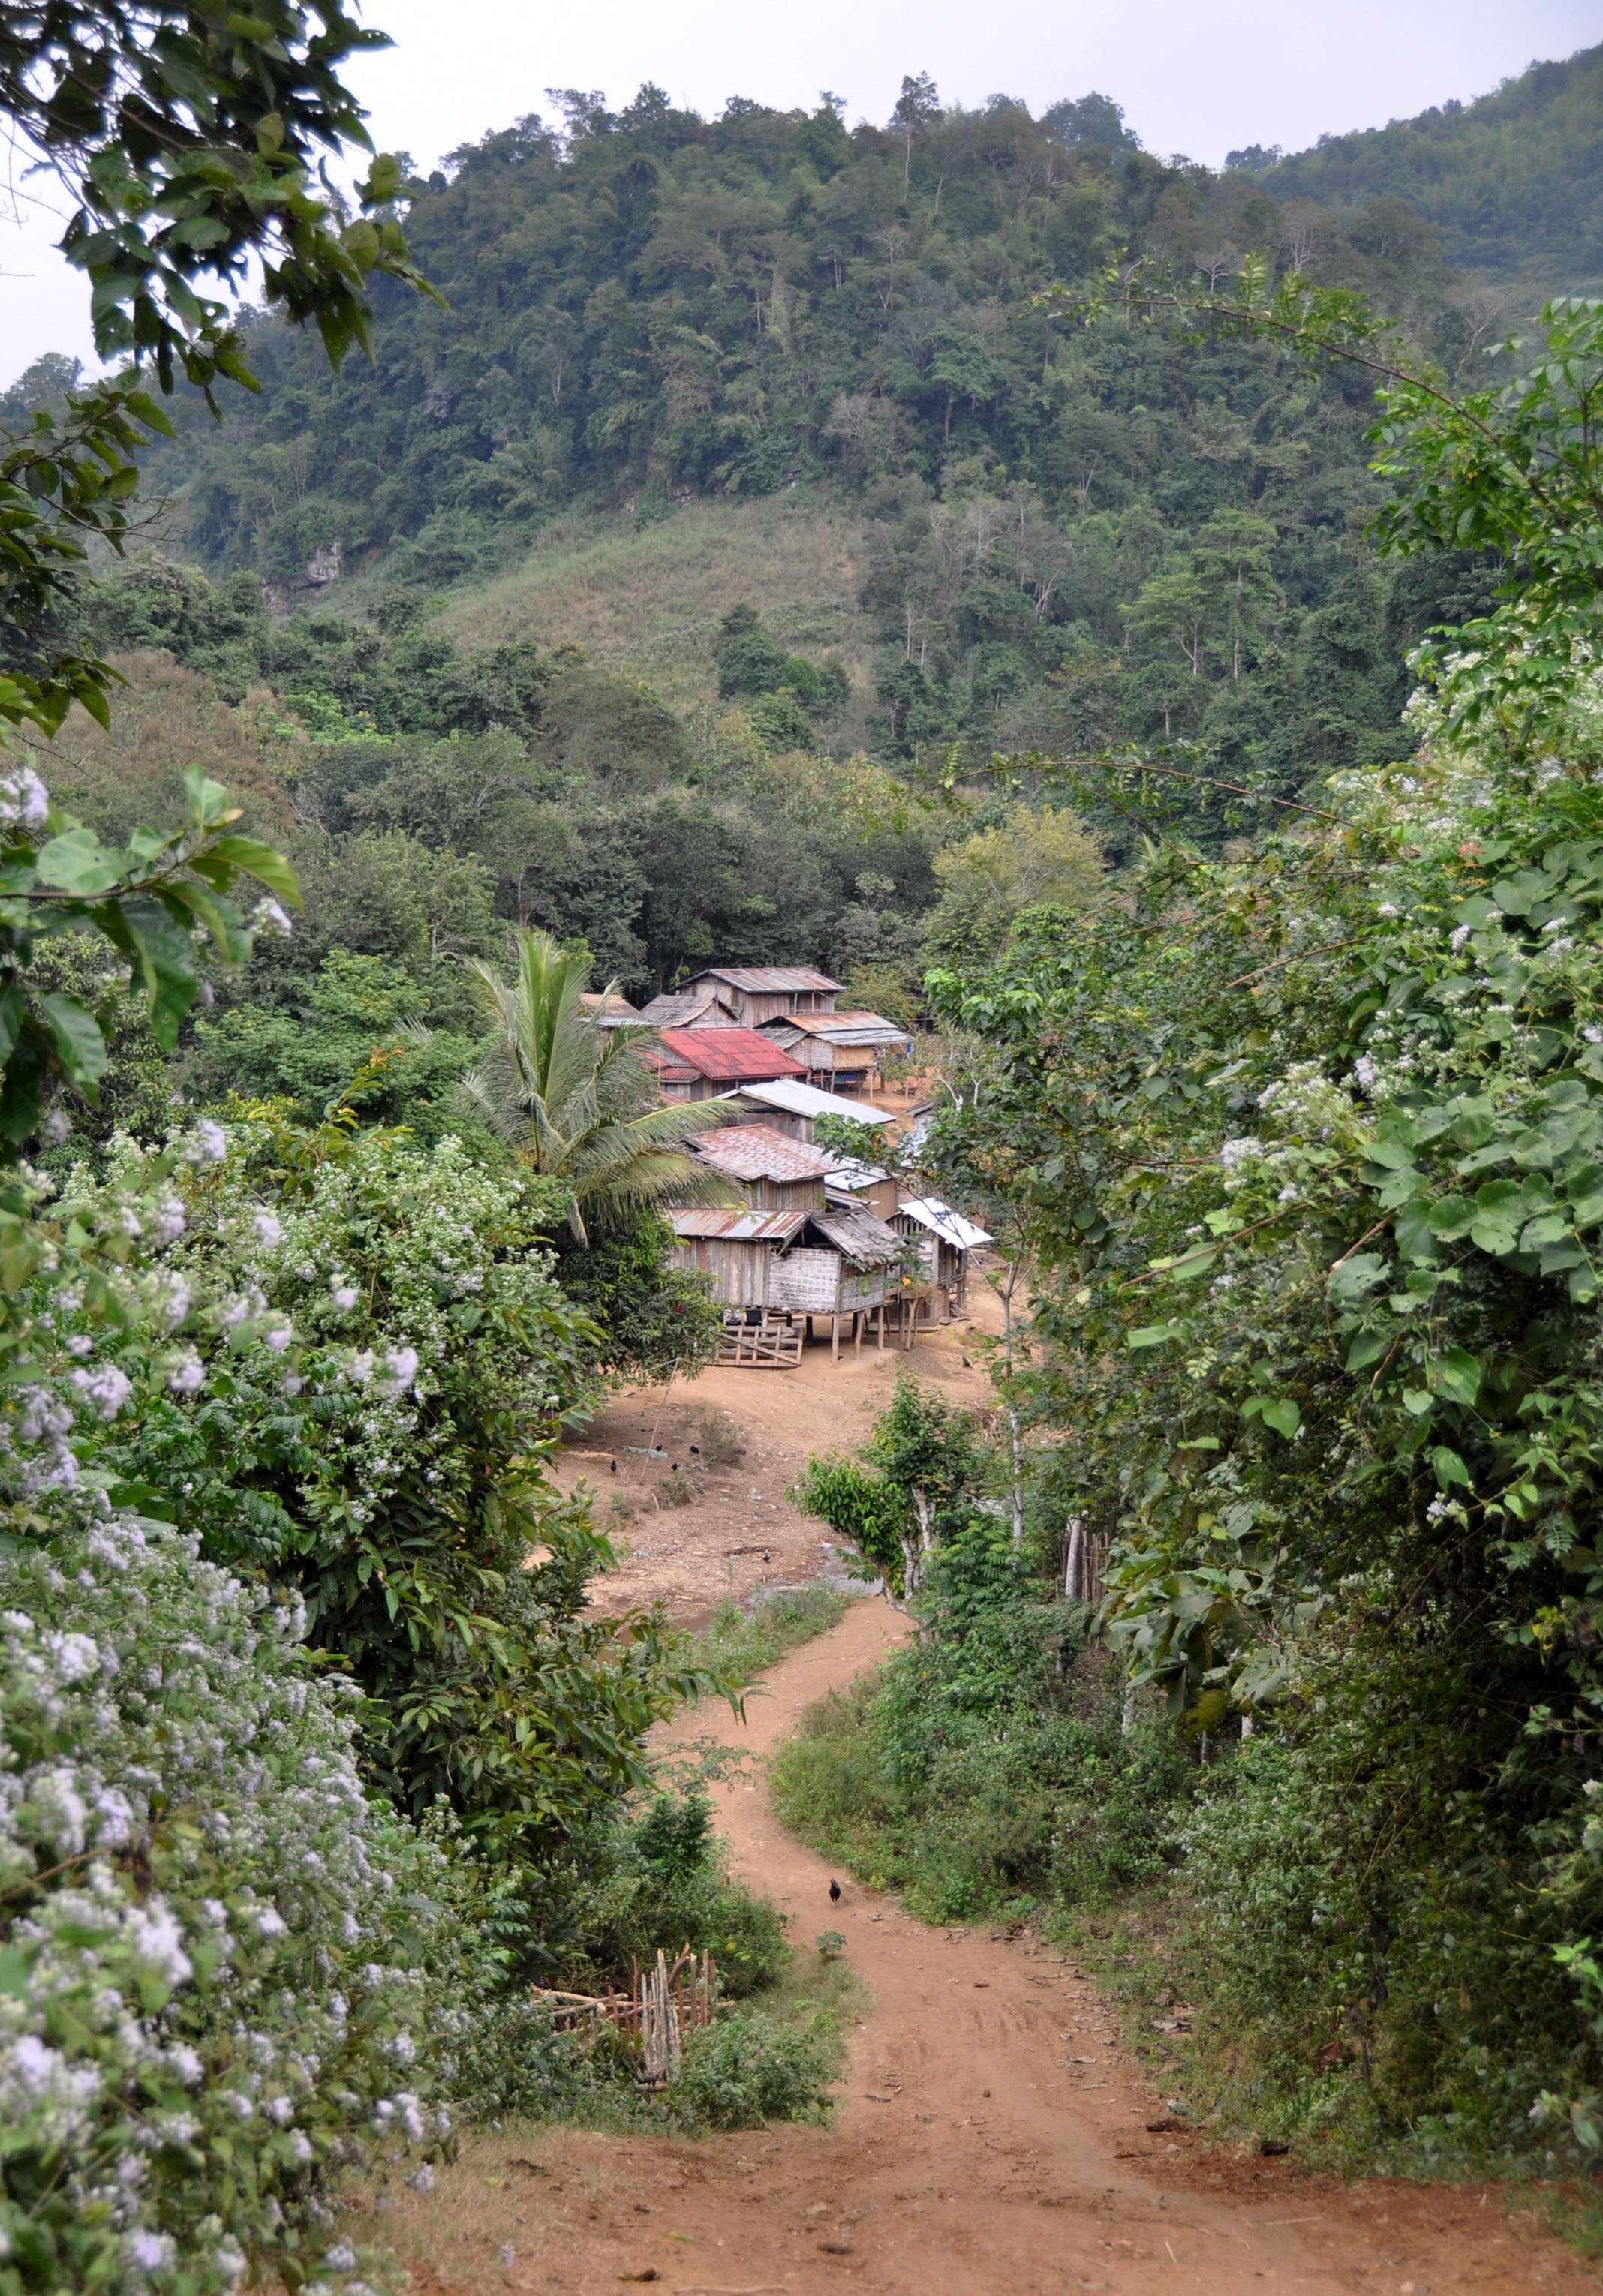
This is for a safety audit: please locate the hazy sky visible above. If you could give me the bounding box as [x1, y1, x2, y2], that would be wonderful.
[4, 0, 1601, 386]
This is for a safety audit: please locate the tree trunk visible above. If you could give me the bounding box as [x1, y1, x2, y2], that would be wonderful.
[1064, 1516, 1085, 1602]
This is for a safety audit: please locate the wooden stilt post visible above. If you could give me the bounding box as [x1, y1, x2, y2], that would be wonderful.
[876, 1303, 885, 1353]
[853, 1310, 862, 1355]
[831, 1314, 840, 1363]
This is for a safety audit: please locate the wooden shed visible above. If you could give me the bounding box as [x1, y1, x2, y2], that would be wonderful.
[888, 1196, 992, 1319]
[768, 1202, 902, 1315]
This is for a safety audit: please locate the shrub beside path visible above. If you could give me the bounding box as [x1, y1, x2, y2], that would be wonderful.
[392, 1600, 1592, 2294]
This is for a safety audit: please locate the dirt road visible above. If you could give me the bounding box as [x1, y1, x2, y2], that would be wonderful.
[391, 1601, 1590, 2296]
[556, 1292, 1000, 1626]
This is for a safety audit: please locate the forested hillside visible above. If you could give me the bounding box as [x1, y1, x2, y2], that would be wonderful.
[3, 71, 1532, 1030]
[1240, 42, 1603, 293]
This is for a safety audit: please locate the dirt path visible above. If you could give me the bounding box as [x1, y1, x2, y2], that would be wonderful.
[391, 1603, 1591, 2296]
[558, 1289, 1001, 1627]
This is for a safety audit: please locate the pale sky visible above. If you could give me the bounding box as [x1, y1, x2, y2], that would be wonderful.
[3, 0, 1600, 388]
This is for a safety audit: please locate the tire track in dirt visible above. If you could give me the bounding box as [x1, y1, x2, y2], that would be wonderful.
[389, 1600, 1592, 2296]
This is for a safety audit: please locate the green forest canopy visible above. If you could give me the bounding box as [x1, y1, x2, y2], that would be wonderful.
[1238, 41, 1603, 293]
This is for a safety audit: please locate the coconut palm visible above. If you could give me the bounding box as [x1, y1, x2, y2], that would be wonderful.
[458, 928, 734, 1243]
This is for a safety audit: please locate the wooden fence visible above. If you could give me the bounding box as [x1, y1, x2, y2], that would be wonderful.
[716, 1312, 803, 1368]
[529, 1947, 719, 2090]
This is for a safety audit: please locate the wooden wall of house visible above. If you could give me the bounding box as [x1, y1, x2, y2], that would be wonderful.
[741, 1177, 826, 1212]
[839, 1265, 890, 1311]
[666, 1237, 772, 1306]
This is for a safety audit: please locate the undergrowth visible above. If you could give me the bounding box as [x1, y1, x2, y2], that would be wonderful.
[771, 1516, 1603, 2185]
[452, 1778, 853, 2135]
[683, 1585, 855, 1683]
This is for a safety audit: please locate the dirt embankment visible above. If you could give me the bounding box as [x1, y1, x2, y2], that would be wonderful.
[388, 1600, 1591, 2296]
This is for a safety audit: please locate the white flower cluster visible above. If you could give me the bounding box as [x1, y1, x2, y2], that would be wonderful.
[0, 1507, 449, 2288]
[0, 763, 50, 834]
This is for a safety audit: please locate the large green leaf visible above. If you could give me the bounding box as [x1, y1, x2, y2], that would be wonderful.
[118, 894, 200, 1050]
[33, 827, 125, 894]
[1427, 1347, 1483, 1408]
[37, 992, 107, 1093]
[207, 835, 302, 907]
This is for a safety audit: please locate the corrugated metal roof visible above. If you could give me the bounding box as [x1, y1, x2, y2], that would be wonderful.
[637, 987, 740, 1027]
[729, 1080, 895, 1125]
[789, 1011, 911, 1046]
[668, 1207, 806, 1243]
[809, 1202, 903, 1265]
[694, 1124, 830, 1186]
[579, 991, 643, 1026]
[653, 1027, 808, 1081]
[688, 966, 841, 995]
[823, 1156, 891, 1192]
[894, 1196, 993, 1252]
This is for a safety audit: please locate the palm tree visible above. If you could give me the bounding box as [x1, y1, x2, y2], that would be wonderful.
[458, 929, 734, 1243]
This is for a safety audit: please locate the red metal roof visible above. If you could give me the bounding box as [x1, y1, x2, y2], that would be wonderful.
[653, 1027, 807, 1082]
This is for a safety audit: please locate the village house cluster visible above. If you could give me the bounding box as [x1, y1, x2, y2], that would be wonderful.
[594, 966, 989, 1369]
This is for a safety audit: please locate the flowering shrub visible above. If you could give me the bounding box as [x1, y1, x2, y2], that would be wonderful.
[0, 1498, 450, 2295]
[83, 1110, 714, 1847]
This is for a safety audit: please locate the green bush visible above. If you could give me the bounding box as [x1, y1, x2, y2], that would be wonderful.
[567, 1790, 789, 2000]
[672, 2011, 837, 2129]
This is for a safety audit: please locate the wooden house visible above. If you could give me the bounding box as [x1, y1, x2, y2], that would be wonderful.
[690, 1124, 829, 1211]
[758, 1010, 912, 1095]
[665, 1207, 807, 1307]
[666, 1196, 910, 1364]
[648, 1026, 807, 1102]
[678, 966, 840, 1029]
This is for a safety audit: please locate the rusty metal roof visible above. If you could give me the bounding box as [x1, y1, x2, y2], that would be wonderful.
[667, 1207, 807, 1243]
[578, 991, 642, 1026]
[787, 1011, 911, 1044]
[693, 1125, 830, 1186]
[653, 1027, 808, 1082]
[637, 986, 741, 1027]
[808, 1202, 903, 1265]
[687, 966, 841, 995]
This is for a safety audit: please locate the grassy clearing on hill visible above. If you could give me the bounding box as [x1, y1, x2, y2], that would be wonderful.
[432, 496, 871, 708]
